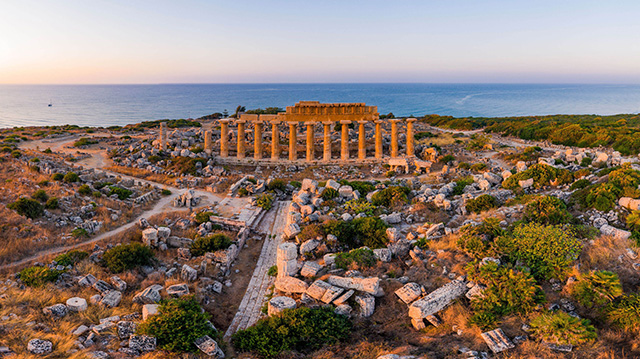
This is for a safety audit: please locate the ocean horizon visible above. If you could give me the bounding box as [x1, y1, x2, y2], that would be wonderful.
[1, 83, 640, 128]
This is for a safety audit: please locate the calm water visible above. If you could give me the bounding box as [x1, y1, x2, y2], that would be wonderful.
[1, 83, 639, 128]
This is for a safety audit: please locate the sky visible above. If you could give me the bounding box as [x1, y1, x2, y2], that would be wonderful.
[1, 0, 640, 84]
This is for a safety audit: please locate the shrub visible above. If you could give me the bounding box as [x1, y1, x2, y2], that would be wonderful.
[321, 187, 339, 201]
[51, 173, 64, 181]
[63, 172, 79, 183]
[451, 176, 474, 196]
[139, 296, 219, 353]
[73, 137, 97, 147]
[92, 191, 102, 198]
[19, 266, 62, 287]
[267, 265, 278, 277]
[465, 194, 498, 214]
[11, 150, 21, 158]
[256, 193, 274, 210]
[606, 294, 640, 330]
[44, 197, 59, 209]
[339, 180, 375, 196]
[266, 179, 286, 192]
[54, 250, 89, 267]
[458, 162, 471, 170]
[371, 186, 411, 207]
[7, 197, 44, 219]
[38, 180, 50, 187]
[31, 189, 49, 202]
[581, 157, 593, 167]
[570, 179, 591, 190]
[43, 148, 53, 154]
[627, 211, 640, 232]
[237, 187, 249, 197]
[523, 196, 572, 225]
[161, 189, 172, 195]
[345, 198, 376, 215]
[496, 223, 581, 280]
[108, 186, 133, 200]
[195, 211, 213, 225]
[457, 218, 505, 258]
[584, 183, 621, 212]
[351, 216, 388, 249]
[571, 270, 623, 308]
[102, 242, 154, 273]
[78, 184, 92, 196]
[335, 248, 377, 269]
[232, 306, 351, 359]
[470, 163, 488, 172]
[503, 164, 573, 190]
[467, 262, 544, 329]
[72, 228, 89, 238]
[608, 164, 640, 189]
[530, 311, 597, 346]
[190, 233, 232, 257]
[440, 154, 455, 164]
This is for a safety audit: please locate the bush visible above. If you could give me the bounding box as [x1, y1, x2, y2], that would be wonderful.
[571, 270, 623, 308]
[54, 250, 89, 267]
[457, 218, 505, 258]
[139, 297, 219, 353]
[161, 189, 172, 196]
[465, 194, 498, 214]
[43, 148, 53, 154]
[11, 150, 21, 158]
[52, 173, 64, 181]
[72, 228, 89, 238]
[7, 197, 44, 219]
[470, 163, 488, 172]
[19, 266, 62, 287]
[78, 184, 92, 196]
[256, 193, 274, 210]
[322, 217, 388, 250]
[458, 162, 471, 170]
[503, 164, 573, 190]
[451, 176, 474, 196]
[496, 223, 581, 280]
[190, 233, 232, 257]
[581, 157, 593, 167]
[321, 187, 339, 201]
[583, 183, 621, 212]
[31, 189, 49, 202]
[267, 265, 278, 277]
[371, 186, 411, 207]
[63, 172, 79, 183]
[232, 306, 351, 359]
[195, 211, 213, 225]
[335, 248, 377, 269]
[237, 187, 249, 197]
[297, 223, 325, 242]
[339, 180, 376, 196]
[570, 179, 591, 190]
[45, 197, 59, 209]
[523, 196, 572, 225]
[344, 199, 376, 215]
[102, 242, 154, 273]
[440, 154, 455, 164]
[606, 294, 640, 330]
[73, 137, 98, 147]
[108, 186, 133, 200]
[467, 262, 544, 329]
[530, 311, 597, 346]
[266, 179, 286, 192]
[627, 211, 640, 232]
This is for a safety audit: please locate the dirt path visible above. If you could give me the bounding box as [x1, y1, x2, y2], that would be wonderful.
[224, 200, 290, 340]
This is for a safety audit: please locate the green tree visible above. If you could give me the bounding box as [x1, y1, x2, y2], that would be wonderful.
[190, 234, 232, 257]
[102, 243, 154, 273]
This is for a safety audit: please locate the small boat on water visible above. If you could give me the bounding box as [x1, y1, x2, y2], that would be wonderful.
[48, 99, 52, 107]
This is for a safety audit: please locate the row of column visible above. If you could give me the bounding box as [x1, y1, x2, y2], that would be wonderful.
[218, 118, 416, 162]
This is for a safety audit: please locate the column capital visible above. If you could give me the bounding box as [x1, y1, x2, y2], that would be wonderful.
[304, 121, 316, 126]
[288, 121, 298, 126]
[269, 119, 281, 125]
[219, 119, 230, 124]
[389, 119, 402, 123]
[358, 120, 368, 125]
[322, 121, 334, 126]
[406, 117, 417, 123]
[374, 119, 384, 124]
[339, 120, 352, 125]
[236, 119, 247, 125]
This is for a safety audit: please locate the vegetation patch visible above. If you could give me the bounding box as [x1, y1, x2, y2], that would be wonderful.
[523, 195, 573, 225]
[371, 186, 411, 207]
[102, 242, 154, 273]
[7, 197, 44, 219]
[54, 250, 89, 267]
[502, 164, 573, 190]
[457, 218, 505, 258]
[19, 266, 63, 287]
[190, 233, 232, 257]
[570, 270, 622, 308]
[530, 311, 597, 346]
[465, 194, 498, 214]
[335, 248, 377, 269]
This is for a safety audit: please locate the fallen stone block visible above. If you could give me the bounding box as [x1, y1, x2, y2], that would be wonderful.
[166, 283, 190, 297]
[356, 294, 375, 317]
[481, 328, 515, 353]
[268, 296, 296, 316]
[305, 279, 332, 300]
[99, 290, 122, 307]
[129, 335, 156, 352]
[275, 276, 309, 293]
[300, 261, 323, 277]
[133, 286, 161, 304]
[395, 282, 422, 305]
[194, 335, 225, 357]
[43, 303, 68, 318]
[327, 275, 380, 295]
[408, 280, 467, 319]
[142, 304, 159, 320]
[321, 285, 345, 304]
[66, 297, 88, 312]
[27, 339, 52, 355]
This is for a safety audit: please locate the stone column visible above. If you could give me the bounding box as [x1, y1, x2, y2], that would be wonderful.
[406, 118, 416, 157]
[305, 121, 315, 162]
[374, 120, 383, 159]
[390, 119, 401, 158]
[271, 120, 280, 160]
[254, 121, 263, 160]
[220, 119, 229, 158]
[288, 122, 297, 161]
[204, 130, 212, 155]
[340, 120, 351, 161]
[159, 122, 167, 151]
[323, 121, 332, 161]
[237, 120, 246, 159]
[358, 120, 367, 159]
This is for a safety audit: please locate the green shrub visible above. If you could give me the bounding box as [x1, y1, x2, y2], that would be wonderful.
[606, 293, 640, 330]
[19, 266, 62, 287]
[78, 184, 92, 196]
[38, 180, 49, 187]
[503, 164, 573, 190]
[256, 193, 274, 210]
[627, 211, 640, 232]
[11, 150, 21, 158]
[73, 137, 97, 147]
[72, 228, 89, 238]
[339, 180, 376, 196]
[297, 223, 325, 242]
[571, 270, 623, 308]
[266, 179, 286, 192]
[195, 211, 213, 225]
[190, 233, 232, 257]
[108, 186, 133, 200]
[581, 157, 593, 167]
[523, 196, 572, 225]
[7, 197, 44, 219]
[63, 172, 79, 183]
[457, 218, 505, 258]
[470, 163, 488, 172]
[440, 154, 455, 164]
[232, 306, 351, 359]
[161, 189, 172, 196]
[322, 217, 388, 249]
[465, 194, 498, 214]
[31, 189, 49, 202]
[344, 199, 376, 215]
[321, 187, 339, 201]
[570, 179, 591, 190]
[458, 162, 471, 170]
[530, 311, 597, 346]
[94, 181, 112, 190]
[102, 242, 154, 273]
[139, 296, 219, 353]
[451, 176, 474, 196]
[584, 183, 621, 212]
[467, 262, 544, 329]
[335, 248, 377, 269]
[267, 265, 278, 277]
[371, 186, 411, 207]
[496, 223, 581, 280]
[92, 191, 102, 198]
[54, 250, 89, 267]
[290, 180, 301, 189]
[44, 197, 59, 209]
[1, 146, 13, 153]
[608, 164, 640, 189]
[52, 173, 64, 181]
[237, 187, 249, 197]
[43, 148, 53, 154]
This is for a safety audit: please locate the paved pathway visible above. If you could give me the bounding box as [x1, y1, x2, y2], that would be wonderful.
[224, 200, 289, 339]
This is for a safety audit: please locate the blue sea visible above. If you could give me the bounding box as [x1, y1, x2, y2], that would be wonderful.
[1, 83, 640, 128]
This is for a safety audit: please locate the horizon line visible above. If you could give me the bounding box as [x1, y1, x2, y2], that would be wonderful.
[1, 81, 640, 86]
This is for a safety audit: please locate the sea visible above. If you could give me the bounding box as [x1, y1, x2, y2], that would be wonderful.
[1, 83, 640, 128]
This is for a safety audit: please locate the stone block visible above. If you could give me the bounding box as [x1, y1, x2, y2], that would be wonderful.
[327, 275, 380, 295]
[43, 303, 68, 318]
[305, 279, 332, 300]
[129, 335, 156, 352]
[92, 280, 113, 294]
[93, 321, 115, 334]
[110, 276, 127, 291]
[268, 296, 296, 316]
[277, 258, 299, 278]
[194, 335, 225, 357]
[373, 248, 391, 262]
[356, 293, 375, 317]
[181, 264, 198, 282]
[142, 304, 159, 320]
[301, 179, 318, 193]
[284, 223, 301, 239]
[100, 290, 122, 308]
[481, 328, 515, 353]
[333, 289, 354, 306]
[27, 339, 52, 355]
[117, 321, 137, 340]
[277, 242, 298, 261]
[166, 283, 190, 297]
[300, 261, 323, 277]
[78, 274, 97, 287]
[600, 224, 631, 239]
[395, 282, 422, 305]
[321, 285, 344, 304]
[275, 276, 308, 293]
[518, 178, 534, 188]
[66, 297, 88, 312]
[133, 286, 161, 304]
[299, 239, 319, 255]
[408, 280, 467, 319]
[157, 226, 171, 239]
[142, 228, 158, 248]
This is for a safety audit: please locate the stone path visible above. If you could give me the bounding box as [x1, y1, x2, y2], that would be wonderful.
[224, 200, 290, 340]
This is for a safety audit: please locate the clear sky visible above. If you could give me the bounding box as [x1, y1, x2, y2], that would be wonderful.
[1, 0, 639, 84]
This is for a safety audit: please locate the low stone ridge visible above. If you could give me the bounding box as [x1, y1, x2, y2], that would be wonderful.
[408, 279, 467, 319]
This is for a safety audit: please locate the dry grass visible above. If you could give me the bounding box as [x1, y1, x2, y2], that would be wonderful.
[105, 165, 176, 186]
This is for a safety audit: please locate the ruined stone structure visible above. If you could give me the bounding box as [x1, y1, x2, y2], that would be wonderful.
[218, 101, 416, 164]
[159, 122, 167, 151]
